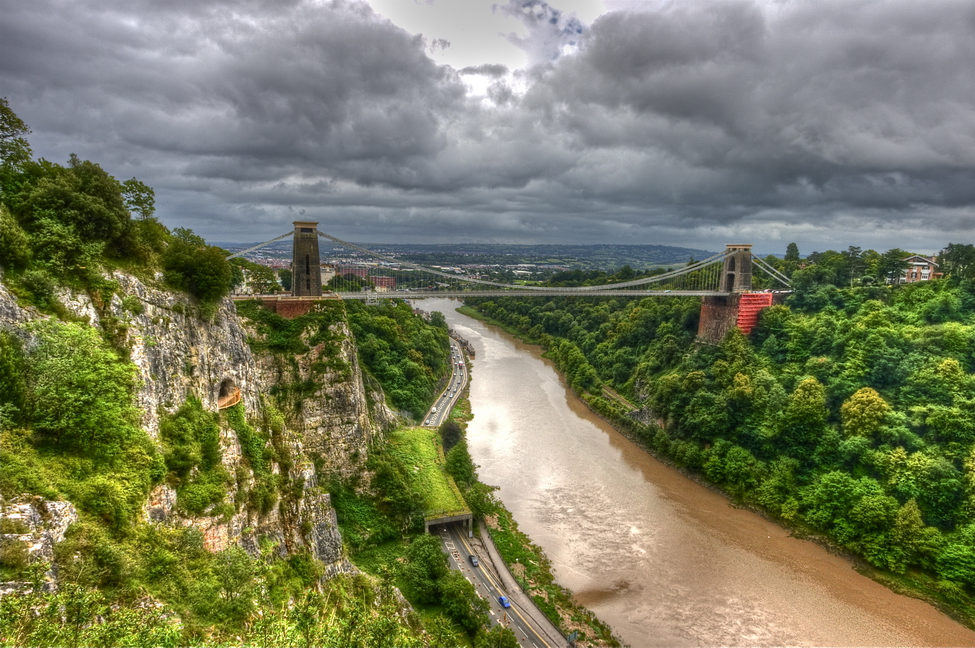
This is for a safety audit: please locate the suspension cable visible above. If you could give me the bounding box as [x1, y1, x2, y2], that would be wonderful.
[319, 230, 731, 292]
[751, 255, 793, 288]
[225, 231, 294, 259]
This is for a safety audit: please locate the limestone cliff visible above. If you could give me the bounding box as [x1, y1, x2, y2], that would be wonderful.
[0, 271, 396, 574]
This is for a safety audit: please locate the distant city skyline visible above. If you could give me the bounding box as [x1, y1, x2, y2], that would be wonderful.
[2, 0, 973, 255]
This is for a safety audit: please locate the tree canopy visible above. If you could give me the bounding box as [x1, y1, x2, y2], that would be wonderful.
[0, 100, 234, 315]
[0, 97, 32, 170]
[468, 260, 975, 595]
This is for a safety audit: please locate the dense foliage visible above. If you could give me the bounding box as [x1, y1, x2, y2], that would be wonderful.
[0, 322, 163, 533]
[1, 557, 428, 647]
[0, 102, 234, 318]
[159, 397, 232, 516]
[345, 300, 451, 420]
[467, 269, 975, 614]
[327, 436, 505, 645]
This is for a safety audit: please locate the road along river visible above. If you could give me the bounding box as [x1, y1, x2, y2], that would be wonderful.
[418, 298, 975, 647]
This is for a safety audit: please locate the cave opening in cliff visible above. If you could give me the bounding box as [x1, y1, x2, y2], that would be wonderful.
[217, 378, 241, 409]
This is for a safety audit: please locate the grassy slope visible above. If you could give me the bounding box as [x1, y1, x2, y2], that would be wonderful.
[387, 427, 469, 519]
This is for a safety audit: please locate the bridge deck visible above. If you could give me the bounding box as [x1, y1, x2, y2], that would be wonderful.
[341, 290, 731, 299]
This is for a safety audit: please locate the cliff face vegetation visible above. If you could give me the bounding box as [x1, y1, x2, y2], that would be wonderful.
[0, 268, 390, 561]
[0, 103, 466, 645]
[0, 260, 428, 634]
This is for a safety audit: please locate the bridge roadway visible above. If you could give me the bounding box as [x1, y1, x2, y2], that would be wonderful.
[342, 289, 729, 299]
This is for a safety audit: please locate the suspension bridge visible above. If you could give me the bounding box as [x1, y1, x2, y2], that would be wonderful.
[228, 222, 791, 341]
[229, 222, 791, 298]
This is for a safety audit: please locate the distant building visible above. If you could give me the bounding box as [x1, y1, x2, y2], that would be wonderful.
[902, 255, 942, 283]
[370, 276, 396, 291]
[320, 264, 336, 286]
[336, 266, 369, 278]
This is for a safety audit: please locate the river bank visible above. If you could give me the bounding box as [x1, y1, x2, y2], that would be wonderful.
[454, 304, 975, 633]
[437, 299, 975, 647]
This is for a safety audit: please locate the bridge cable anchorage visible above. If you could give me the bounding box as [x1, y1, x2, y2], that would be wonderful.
[318, 230, 734, 294]
[225, 231, 295, 259]
[750, 255, 793, 289]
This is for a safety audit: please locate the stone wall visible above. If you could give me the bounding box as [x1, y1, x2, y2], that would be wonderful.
[697, 294, 741, 344]
[253, 295, 340, 319]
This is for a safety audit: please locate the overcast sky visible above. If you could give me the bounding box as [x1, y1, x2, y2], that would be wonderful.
[2, 0, 974, 254]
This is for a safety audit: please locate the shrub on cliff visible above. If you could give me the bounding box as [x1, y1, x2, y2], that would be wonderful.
[162, 228, 234, 316]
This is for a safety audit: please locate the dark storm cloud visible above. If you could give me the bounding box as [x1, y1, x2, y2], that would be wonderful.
[459, 64, 510, 77]
[1, 0, 974, 250]
[530, 1, 975, 218]
[2, 0, 463, 176]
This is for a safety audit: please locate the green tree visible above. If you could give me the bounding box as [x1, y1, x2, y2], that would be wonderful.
[939, 244, 975, 281]
[0, 203, 30, 270]
[439, 419, 463, 452]
[0, 330, 26, 429]
[439, 570, 490, 635]
[755, 457, 801, 520]
[876, 248, 911, 284]
[475, 624, 520, 648]
[427, 613, 463, 647]
[777, 378, 828, 458]
[121, 178, 155, 221]
[231, 258, 280, 294]
[278, 268, 293, 291]
[401, 534, 449, 604]
[250, 265, 280, 294]
[0, 97, 32, 170]
[429, 310, 449, 329]
[785, 242, 800, 264]
[891, 499, 941, 572]
[937, 525, 975, 586]
[25, 319, 140, 454]
[783, 242, 801, 276]
[162, 228, 233, 310]
[445, 439, 476, 489]
[463, 481, 499, 520]
[4, 156, 138, 274]
[213, 546, 256, 625]
[842, 246, 866, 286]
[841, 387, 890, 437]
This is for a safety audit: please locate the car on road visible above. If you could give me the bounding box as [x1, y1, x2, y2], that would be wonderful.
[498, 595, 510, 608]
[468, 554, 479, 567]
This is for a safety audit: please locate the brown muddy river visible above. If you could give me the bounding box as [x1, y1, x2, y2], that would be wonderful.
[420, 299, 975, 647]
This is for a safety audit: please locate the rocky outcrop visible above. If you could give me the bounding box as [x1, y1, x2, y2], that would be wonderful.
[0, 271, 395, 576]
[251, 319, 398, 479]
[0, 495, 78, 563]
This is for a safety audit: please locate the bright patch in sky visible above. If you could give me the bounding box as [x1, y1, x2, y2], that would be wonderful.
[367, 0, 606, 69]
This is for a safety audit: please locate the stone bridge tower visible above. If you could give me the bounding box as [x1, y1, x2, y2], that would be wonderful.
[292, 221, 322, 296]
[698, 244, 759, 343]
[721, 244, 753, 293]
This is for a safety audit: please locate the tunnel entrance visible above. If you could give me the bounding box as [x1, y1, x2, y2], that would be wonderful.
[217, 378, 241, 409]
